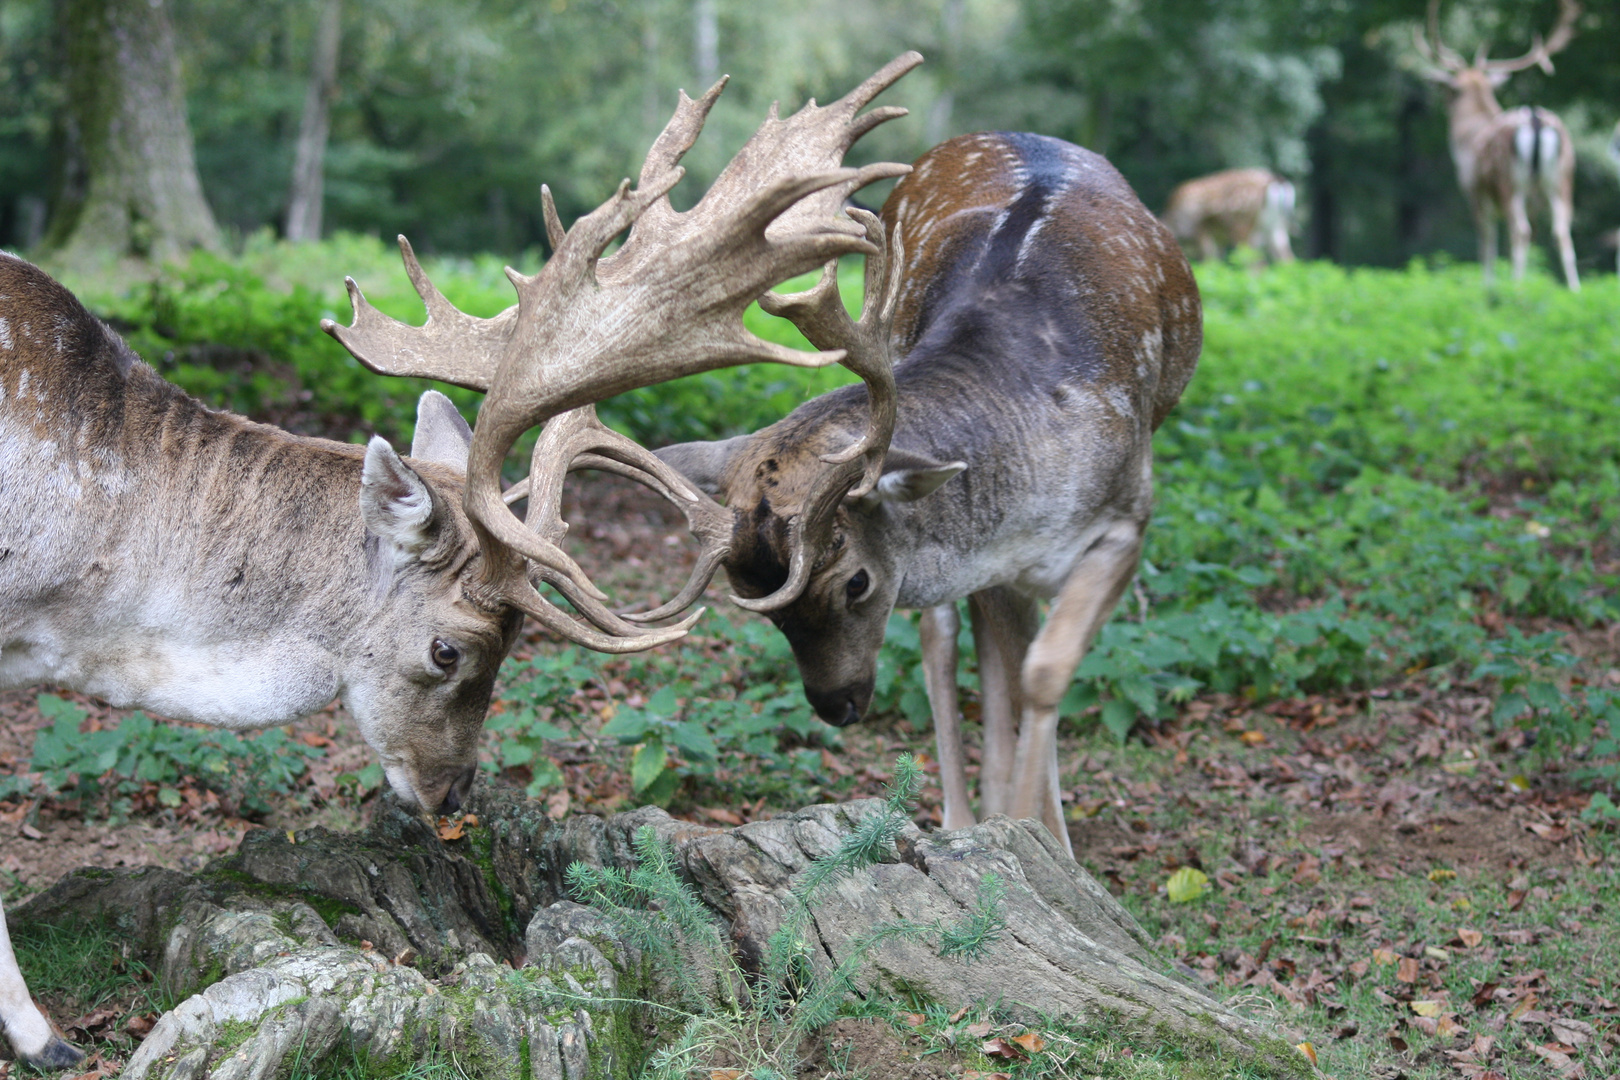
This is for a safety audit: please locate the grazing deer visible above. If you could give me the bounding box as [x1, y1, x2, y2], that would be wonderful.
[1414, 0, 1582, 289]
[0, 54, 918, 1068]
[650, 131, 1202, 856]
[1162, 167, 1296, 264]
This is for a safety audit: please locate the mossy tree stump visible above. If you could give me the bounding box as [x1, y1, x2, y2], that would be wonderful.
[9, 785, 1307, 1078]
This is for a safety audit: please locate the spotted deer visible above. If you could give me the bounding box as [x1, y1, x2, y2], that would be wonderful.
[1414, 0, 1582, 289]
[0, 56, 917, 1068]
[650, 131, 1202, 856]
[1162, 167, 1296, 264]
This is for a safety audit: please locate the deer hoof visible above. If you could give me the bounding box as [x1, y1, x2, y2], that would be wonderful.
[26, 1035, 84, 1069]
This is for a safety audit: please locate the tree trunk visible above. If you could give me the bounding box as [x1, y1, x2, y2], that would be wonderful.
[43, 0, 219, 267]
[10, 786, 1309, 1078]
[284, 0, 342, 243]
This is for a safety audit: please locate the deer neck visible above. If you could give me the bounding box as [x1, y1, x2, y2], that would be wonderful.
[1447, 80, 1505, 183]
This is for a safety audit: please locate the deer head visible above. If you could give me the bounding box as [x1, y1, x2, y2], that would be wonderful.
[1413, 0, 1581, 121]
[323, 54, 922, 652]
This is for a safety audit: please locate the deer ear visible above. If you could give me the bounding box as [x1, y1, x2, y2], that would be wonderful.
[862, 448, 966, 505]
[362, 436, 444, 561]
[410, 390, 473, 471]
[655, 436, 750, 497]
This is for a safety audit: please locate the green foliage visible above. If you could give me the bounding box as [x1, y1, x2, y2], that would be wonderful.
[24, 694, 323, 818]
[559, 756, 1010, 1077]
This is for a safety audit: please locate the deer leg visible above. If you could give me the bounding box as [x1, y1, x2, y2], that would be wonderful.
[918, 603, 973, 831]
[0, 901, 80, 1068]
[1550, 189, 1579, 291]
[1196, 229, 1219, 263]
[1477, 206, 1498, 287]
[1009, 523, 1144, 857]
[1507, 193, 1531, 283]
[967, 587, 1038, 820]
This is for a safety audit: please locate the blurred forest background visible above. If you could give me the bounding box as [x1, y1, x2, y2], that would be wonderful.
[1, 0, 1618, 273]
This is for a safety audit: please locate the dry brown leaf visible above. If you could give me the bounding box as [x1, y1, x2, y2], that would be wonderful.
[901, 1012, 926, 1028]
[699, 806, 744, 826]
[1240, 730, 1267, 746]
[981, 1037, 1028, 1061]
[709, 1071, 743, 1080]
[435, 817, 465, 841]
[1550, 1018, 1595, 1046]
[962, 1074, 1011, 1080]
[1372, 948, 1398, 966]
[1010, 1031, 1046, 1053]
[947, 1006, 969, 1023]
[1408, 1015, 1439, 1037]
[1397, 956, 1421, 983]
[1436, 1015, 1466, 1039]
[1295, 1042, 1317, 1065]
[964, 1020, 993, 1038]
[1457, 927, 1483, 948]
[1508, 994, 1539, 1020]
[1470, 982, 1500, 1009]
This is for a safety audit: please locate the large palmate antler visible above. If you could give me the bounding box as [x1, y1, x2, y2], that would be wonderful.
[324, 53, 920, 650]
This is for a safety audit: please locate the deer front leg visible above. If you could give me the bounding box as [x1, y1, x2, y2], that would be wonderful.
[918, 603, 974, 831]
[0, 902, 82, 1068]
[967, 587, 1038, 820]
[1009, 523, 1145, 857]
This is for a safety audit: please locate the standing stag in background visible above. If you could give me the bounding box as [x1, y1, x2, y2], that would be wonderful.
[0, 55, 917, 1068]
[1414, 0, 1582, 289]
[1162, 167, 1296, 264]
[650, 131, 1201, 855]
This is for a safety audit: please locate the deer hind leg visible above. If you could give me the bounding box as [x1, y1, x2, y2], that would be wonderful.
[1507, 192, 1532, 284]
[1009, 522, 1145, 857]
[1549, 187, 1579, 291]
[967, 587, 1038, 821]
[0, 901, 81, 1068]
[1476, 204, 1499, 286]
[919, 603, 974, 831]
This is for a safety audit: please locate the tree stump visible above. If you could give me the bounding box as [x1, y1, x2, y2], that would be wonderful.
[9, 785, 1308, 1078]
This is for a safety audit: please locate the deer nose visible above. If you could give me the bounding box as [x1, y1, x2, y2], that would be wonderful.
[438, 765, 478, 814]
[805, 686, 867, 728]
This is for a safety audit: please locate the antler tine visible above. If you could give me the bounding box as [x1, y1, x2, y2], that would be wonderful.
[321, 236, 514, 391]
[1418, 0, 1466, 72]
[540, 185, 566, 251]
[1483, 0, 1581, 74]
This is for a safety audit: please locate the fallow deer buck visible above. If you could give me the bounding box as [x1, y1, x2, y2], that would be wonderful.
[1162, 167, 1296, 264]
[0, 55, 918, 1068]
[650, 132, 1202, 856]
[1415, 0, 1582, 289]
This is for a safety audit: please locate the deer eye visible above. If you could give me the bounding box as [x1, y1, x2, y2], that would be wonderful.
[430, 639, 461, 671]
[846, 570, 870, 602]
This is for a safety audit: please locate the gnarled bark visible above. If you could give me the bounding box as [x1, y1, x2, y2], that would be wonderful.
[9, 786, 1307, 1078]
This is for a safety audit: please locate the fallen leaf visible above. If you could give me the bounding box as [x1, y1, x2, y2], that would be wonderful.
[1507, 889, 1528, 912]
[901, 1012, 926, 1028]
[947, 1006, 969, 1023]
[1295, 1042, 1317, 1065]
[699, 806, 744, 826]
[1436, 1015, 1466, 1039]
[1428, 867, 1457, 883]
[1508, 994, 1539, 1020]
[709, 1071, 743, 1080]
[436, 817, 465, 841]
[963, 1021, 993, 1038]
[1373, 948, 1398, 966]
[1388, 1032, 1409, 1052]
[124, 1012, 157, 1037]
[1166, 866, 1210, 903]
[19, 823, 42, 841]
[1424, 945, 1450, 961]
[981, 1037, 1028, 1062]
[962, 1074, 1011, 1080]
[1408, 1015, 1439, 1037]
[1397, 956, 1420, 983]
[1411, 1000, 1443, 1017]
[1010, 1031, 1046, 1053]
[298, 731, 332, 747]
[1550, 1018, 1595, 1046]
[1240, 730, 1267, 746]
[1457, 928, 1484, 948]
[1470, 982, 1500, 1009]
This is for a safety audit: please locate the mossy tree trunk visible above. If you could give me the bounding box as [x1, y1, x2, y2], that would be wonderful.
[42, 0, 219, 267]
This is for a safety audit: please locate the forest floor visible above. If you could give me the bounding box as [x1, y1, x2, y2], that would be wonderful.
[2, 476, 1617, 1080]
